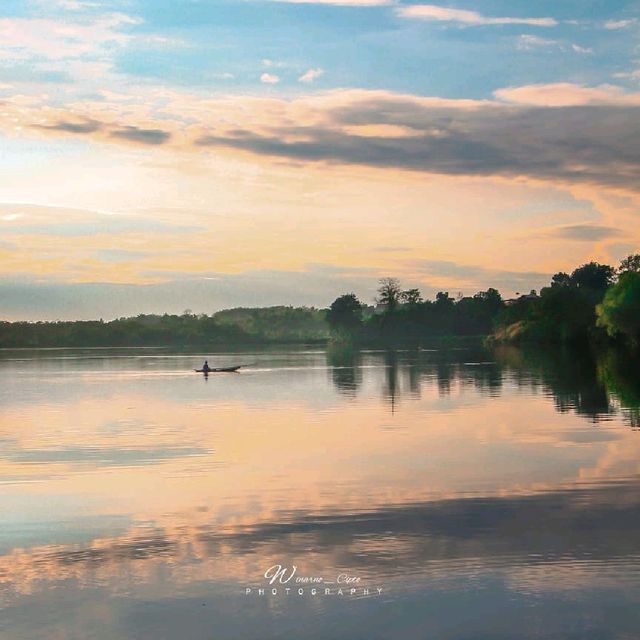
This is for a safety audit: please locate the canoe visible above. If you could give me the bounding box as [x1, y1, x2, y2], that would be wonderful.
[194, 366, 242, 373]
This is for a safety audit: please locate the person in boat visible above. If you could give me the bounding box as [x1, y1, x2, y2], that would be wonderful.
[202, 360, 211, 373]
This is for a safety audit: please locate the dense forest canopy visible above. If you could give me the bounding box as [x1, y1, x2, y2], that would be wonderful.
[1, 255, 639, 349]
[327, 254, 640, 348]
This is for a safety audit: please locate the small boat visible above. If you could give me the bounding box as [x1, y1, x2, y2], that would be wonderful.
[194, 365, 242, 373]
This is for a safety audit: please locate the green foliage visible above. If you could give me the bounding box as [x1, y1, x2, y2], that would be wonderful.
[529, 285, 595, 343]
[596, 271, 640, 346]
[0, 307, 328, 348]
[326, 294, 363, 332]
[551, 272, 571, 287]
[618, 254, 640, 274]
[401, 289, 423, 305]
[331, 284, 506, 344]
[493, 260, 623, 346]
[569, 261, 615, 294]
[213, 306, 328, 342]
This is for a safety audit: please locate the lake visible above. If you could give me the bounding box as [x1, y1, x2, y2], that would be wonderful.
[0, 345, 639, 639]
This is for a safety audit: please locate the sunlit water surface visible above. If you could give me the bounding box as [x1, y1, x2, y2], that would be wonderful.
[0, 346, 639, 639]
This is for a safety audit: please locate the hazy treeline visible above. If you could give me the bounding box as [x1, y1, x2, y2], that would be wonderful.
[0, 306, 329, 348]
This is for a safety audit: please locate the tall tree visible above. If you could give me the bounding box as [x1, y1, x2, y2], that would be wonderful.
[377, 278, 402, 312]
[569, 262, 615, 292]
[327, 294, 363, 331]
[551, 272, 571, 287]
[597, 271, 640, 346]
[401, 288, 423, 305]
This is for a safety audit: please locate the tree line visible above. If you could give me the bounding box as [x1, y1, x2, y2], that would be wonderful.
[1, 254, 638, 349]
[327, 254, 640, 348]
[0, 306, 329, 348]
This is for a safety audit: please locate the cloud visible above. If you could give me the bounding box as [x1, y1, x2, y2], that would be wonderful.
[572, 44, 593, 54]
[407, 259, 550, 293]
[30, 0, 100, 10]
[516, 35, 559, 50]
[260, 73, 280, 84]
[396, 5, 557, 27]
[0, 269, 375, 319]
[269, 0, 392, 5]
[604, 18, 637, 30]
[38, 119, 102, 134]
[373, 246, 411, 253]
[0, 204, 199, 237]
[494, 82, 640, 106]
[192, 88, 640, 191]
[544, 224, 622, 241]
[6, 84, 640, 192]
[110, 125, 172, 145]
[613, 70, 640, 81]
[0, 257, 552, 320]
[29, 116, 171, 145]
[96, 249, 149, 263]
[0, 14, 140, 61]
[299, 68, 324, 83]
[262, 59, 286, 68]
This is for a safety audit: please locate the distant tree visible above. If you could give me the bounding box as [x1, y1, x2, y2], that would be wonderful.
[597, 271, 640, 346]
[435, 291, 454, 306]
[377, 278, 402, 312]
[474, 287, 503, 308]
[327, 294, 363, 331]
[401, 288, 423, 305]
[551, 272, 571, 287]
[618, 254, 640, 274]
[569, 262, 615, 292]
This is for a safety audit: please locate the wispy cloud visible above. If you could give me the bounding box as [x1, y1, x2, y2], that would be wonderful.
[269, 0, 392, 5]
[299, 68, 324, 83]
[604, 18, 637, 30]
[0, 14, 140, 61]
[0, 206, 198, 238]
[262, 59, 286, 68]
[29, 0, 101, 10]
[543, 224, 622, 241]
[396, 4, 557, 27]
[572, 44, 593, 54]
[614, 70, 640, 81]
[407, 259, 549, 293]
[516, 35, 559, 50]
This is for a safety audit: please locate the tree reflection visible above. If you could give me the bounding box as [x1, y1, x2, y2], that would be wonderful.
[326, 343, 640, 428]
[496, 346, 613, 421]
[326, 342, 362, 396]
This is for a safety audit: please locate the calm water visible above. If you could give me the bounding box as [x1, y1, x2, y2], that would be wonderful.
[0, 345, 639, 639]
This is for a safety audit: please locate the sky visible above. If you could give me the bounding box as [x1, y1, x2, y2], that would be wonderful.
[0, 0, 639, 319]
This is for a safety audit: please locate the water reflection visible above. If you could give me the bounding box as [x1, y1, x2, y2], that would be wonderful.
[324, 344, 640, 428]
[326, 343, 362, 396]
[0, 345, 638, 639]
